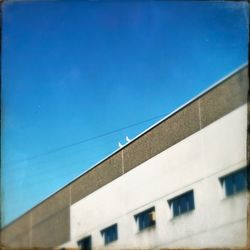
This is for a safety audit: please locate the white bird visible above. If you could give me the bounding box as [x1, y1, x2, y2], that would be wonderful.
[126, 136, 131, 143]
[118, 142, 123, 148]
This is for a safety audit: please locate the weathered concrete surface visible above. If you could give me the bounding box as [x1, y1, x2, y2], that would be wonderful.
[200, 67, 248, 128]
[71, 151, 123, 204]
[1, 187, 71, 247]
[123, 100, 200, 173]
[31, 207, 70, 248]
[32, 186, 70, 226]
[1, 211, 31, 247]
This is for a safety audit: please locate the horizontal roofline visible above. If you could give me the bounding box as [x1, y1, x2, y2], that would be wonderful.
[2, 62, 248, 230]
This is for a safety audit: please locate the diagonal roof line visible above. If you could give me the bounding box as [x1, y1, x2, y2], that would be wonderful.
[2, 62, 248, 230]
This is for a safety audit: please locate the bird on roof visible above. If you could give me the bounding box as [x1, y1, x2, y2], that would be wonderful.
[126, 136, 131, 143]
[118, 142, 123, 148]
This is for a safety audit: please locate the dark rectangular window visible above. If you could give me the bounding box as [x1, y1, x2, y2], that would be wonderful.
[168, 190, 195, 217]
[134, 207, 156, 231]
[101, 224, 118, 245]
[220, 167, 247, 196]
[77, 236, 92, 250]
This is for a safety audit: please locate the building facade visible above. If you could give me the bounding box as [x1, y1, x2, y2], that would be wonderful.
[1, 65, 249, 249]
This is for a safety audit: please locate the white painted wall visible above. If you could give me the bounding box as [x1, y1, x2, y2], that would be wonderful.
[61, 104, 248, 249]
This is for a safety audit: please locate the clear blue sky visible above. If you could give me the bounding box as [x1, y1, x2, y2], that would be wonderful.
[2, 1, 248, 226]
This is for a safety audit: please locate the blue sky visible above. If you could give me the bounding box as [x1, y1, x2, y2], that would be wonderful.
[2, 1, 248, 226]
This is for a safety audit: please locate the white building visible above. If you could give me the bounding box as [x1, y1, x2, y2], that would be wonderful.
[1, 65, 249, 249]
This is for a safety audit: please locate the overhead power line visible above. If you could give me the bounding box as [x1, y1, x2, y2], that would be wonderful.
[6, 113, 166, 166]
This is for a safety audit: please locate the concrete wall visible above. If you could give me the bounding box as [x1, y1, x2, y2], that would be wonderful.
[65, 104, 247, 249]
[1, 186, 71, 248]
[1, 66, 248, 248]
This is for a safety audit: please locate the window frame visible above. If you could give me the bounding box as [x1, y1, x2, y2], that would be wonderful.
[100, 223, 118, 245]
[168, 190, 195, 218]
[219, 167, 247, 197]
[134, 207, 156, 232]
[77, 235, 92, 250]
